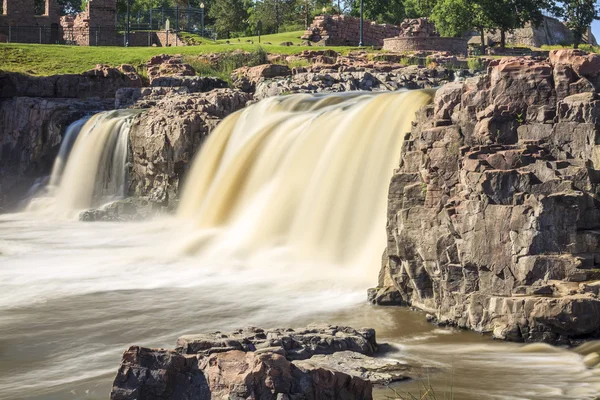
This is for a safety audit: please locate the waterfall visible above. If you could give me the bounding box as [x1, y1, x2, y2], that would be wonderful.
[177, 90, 434, 270]
[27, 110, 139, 218]
[48, 116, 91, 188]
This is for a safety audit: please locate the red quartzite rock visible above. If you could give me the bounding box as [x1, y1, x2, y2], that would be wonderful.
[373, 51, 600, 345]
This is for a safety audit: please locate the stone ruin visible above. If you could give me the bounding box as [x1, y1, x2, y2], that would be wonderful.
[301, 14, 401, 47]
[0, 0, 181, 47]
[0, 0, 61, 43]
[398, 18, 439, 38]
[383, 17, 468, 55]
[60, 0, 117, 46]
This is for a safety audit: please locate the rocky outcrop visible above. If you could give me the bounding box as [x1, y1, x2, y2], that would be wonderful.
[254, 66, 454, 100]
[129, 89, 252, 204]
[110, 325, 425, 400]
[146, 54, 196, 84]
[0, 64, 142, 99]
[0, 97, 112, 209]
[115, 77, 229, 109]
[375, 50, 600, 344]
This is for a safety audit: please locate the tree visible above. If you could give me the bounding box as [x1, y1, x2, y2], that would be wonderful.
[350, 0, 406, 25]
[209, 0, 248, 37]
[56, 0, 83, 14]
[430, 0, 496, 53]
[404, 0, 437, 18]
[562, 0, 598, 48]
[486, 0, 550, 49]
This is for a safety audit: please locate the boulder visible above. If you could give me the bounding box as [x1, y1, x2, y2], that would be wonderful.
[109, 325, 417, 400]
[146, 54, 196, 84]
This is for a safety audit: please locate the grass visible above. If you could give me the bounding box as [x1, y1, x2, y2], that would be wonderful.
[0, 30, 357, 76]
[540, 43, 600, 53]
[184, 46, 269, 83]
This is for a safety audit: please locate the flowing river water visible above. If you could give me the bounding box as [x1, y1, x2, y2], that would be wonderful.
[1, 91, 599, 399]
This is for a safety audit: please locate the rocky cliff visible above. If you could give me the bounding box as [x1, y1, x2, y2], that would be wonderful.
[372, 49, 600, 344]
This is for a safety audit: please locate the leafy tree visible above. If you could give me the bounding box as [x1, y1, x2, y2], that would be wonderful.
[430, 0, 496, 53]
[562, 0, 598, 48]
[350, 0, 406, 25]
[209, 0, 248, 37]
[486, 0, 550, 49]
[404, 0, 437, 18]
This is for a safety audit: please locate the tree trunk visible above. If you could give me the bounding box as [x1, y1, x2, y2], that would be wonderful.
[500, 30, 506, 50]
[480, 28, 486, 55]
[305, 0, 309, 28]
[574, 30, 582, 49]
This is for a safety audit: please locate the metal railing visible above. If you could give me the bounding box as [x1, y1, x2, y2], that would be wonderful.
[117, 6, 207, 34]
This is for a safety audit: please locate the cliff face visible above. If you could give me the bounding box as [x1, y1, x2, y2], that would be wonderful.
[375, 50, 600, 344]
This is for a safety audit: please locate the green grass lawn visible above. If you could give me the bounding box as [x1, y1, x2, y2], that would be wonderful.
[183, 30, 308, 46]
[540, 43, 600, 53]
[0, 30, 356, 76]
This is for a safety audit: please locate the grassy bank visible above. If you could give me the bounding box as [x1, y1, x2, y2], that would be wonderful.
[0, 30, 356, 76]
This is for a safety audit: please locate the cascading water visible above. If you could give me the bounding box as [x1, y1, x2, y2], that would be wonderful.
[176, 90, 434, 271]
[3, 90, 600, 400]
[27, 110, 139, 218]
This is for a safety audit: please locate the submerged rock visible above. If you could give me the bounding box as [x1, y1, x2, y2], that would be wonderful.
[110, 325, 423, 400]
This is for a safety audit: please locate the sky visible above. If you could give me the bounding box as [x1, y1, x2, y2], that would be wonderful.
[593, 20, 600, 43]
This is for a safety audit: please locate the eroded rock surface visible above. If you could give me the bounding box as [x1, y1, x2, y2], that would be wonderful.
[110, 325, 417, 400]
[376, 50, 600, 344]
[176, 325, 378, 360]
[129, 89, 252, 204]
[0, 97, 112, 209]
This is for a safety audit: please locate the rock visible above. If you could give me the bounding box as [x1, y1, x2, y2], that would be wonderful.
[129, 89, 252, 204]
[115, 77, 229, 109]
[0, 66, 141, 99]
[146, 54, 196, 84]
[111, 347, 372, 400]
[232, 64, 292, 93]
[293, 351, 426, 384]
[110, 325, 408, 400]
[550, 49, 600, 78]
[176, 324, 377, 360]
[379, 57, 600, 344]
[0, 97, 112, 209]
[79, 198, 157, 222]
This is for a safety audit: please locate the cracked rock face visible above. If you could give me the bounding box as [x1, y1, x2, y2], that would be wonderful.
[374, 50, 600, 344]
[110, 325, 418, 400]
[128, 89, 252, 205]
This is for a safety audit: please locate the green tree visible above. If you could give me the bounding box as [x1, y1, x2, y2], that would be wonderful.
[430, 0, 496, 53]
[404, 0, 437, 18]
[209, 0, 248, 37]
[350, 0, 406, 24]
[562, 0, 598, 48]
[487, 0, 550, 49]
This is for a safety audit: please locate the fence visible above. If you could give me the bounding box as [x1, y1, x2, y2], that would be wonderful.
[0, 25, 63, 44]
[117, 6, 208, 34]
[0, 25, 207, 46]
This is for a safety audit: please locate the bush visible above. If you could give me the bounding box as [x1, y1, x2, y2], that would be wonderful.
[467, 57, 483, 71]
[184, 45, 269, 83]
